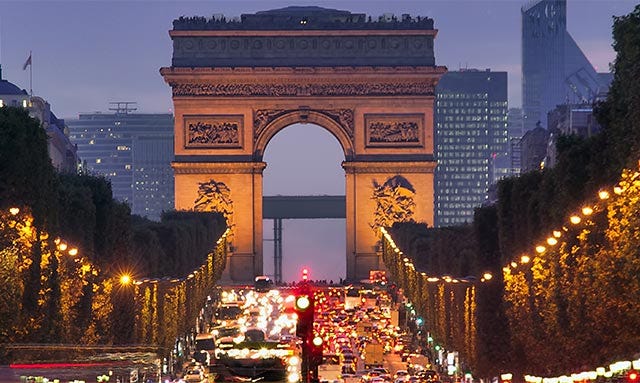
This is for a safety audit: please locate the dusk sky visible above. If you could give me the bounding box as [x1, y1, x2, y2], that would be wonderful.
[0, 0, 635, 282]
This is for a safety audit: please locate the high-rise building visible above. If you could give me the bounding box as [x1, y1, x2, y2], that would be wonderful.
[521, 0, 611, 132]
[507, 108, 524, 176]
[435, 69, 508, 227]
[67, 108, 174, 220]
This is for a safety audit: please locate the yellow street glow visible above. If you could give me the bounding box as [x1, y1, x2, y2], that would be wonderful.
[120, 274, 131, 285]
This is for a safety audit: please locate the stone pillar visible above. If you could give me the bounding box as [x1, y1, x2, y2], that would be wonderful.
[172, 161, 265, 283]
[343, 161, 436, 282]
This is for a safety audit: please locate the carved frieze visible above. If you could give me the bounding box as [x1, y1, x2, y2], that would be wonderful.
[170, 81, 436, 97]
[253, 108, 354, 141]
[365, 114, 424, 148]
[184, 115, 243, 148]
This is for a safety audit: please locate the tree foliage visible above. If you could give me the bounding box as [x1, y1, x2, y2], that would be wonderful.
[381, 5, 640, 376]
[0, 107, 228, 356]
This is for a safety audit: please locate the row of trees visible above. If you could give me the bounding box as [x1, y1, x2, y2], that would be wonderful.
[382, 4, 640, 378]
[0, 106, 227, 358]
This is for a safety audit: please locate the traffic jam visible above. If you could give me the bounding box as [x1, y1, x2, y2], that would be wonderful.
[188, 275, 444, 383]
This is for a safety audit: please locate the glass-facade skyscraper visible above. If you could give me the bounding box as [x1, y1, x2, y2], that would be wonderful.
[67, 112, 175, 220]
[435, 69, 508, 227]
[521, 0, 609, 132]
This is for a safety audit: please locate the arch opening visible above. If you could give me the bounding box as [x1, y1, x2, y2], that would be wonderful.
[262, 122, 346, 284]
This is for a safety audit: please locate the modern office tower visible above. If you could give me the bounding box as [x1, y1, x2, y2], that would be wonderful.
[435, 69, 508, 227]
[0, 66, 78, 173]
[67, 106, 174, 220]
[521, 0, 611, 132]
[507, 108, 524, 176]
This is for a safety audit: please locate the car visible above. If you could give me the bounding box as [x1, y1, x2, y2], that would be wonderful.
[183, 368, 205, 383]
[394, 370, 410, 380]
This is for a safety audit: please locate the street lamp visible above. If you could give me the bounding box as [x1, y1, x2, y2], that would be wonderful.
[120, 274, 132, 286]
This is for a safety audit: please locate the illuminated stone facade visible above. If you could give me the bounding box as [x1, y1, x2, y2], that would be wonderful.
[161, 7, 446, 282]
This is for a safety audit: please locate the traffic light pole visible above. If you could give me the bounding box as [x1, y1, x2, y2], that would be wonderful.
[295, 282, 315, 383]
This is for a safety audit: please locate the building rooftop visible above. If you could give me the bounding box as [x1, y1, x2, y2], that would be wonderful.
[0, 79, 28, 96]
[173, 6, 434, 31]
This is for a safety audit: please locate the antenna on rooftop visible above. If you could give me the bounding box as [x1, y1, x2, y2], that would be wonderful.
[109, 101, 137, 114]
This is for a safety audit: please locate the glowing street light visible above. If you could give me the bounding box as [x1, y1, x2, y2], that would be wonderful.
[120, 274, 132, 285]
[570, 216, 581, 224]
[521, 255, 531, 264]
[68, 248, 78, 256]
[9, 207, 20, 215]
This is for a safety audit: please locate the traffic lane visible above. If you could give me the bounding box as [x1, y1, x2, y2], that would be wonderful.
[384, 350, 407, 375]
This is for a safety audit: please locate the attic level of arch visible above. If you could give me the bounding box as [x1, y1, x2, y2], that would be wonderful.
[173, 7, 435, 31]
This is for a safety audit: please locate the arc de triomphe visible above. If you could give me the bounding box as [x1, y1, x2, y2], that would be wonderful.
[160, 7, 446, 282]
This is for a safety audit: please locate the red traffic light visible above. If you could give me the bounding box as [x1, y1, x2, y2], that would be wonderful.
[302, 268, 309, 280]
[628, 371, 638, 382]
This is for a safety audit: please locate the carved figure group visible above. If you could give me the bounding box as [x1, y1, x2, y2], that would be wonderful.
[368, 120, 419, 143]
[370, 175, 416, 233]
[187, 121, 239, 145]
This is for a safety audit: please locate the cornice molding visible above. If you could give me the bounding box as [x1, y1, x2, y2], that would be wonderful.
[172, 161, 266, 174]
[342, 161, 436, 174]
[160, 65, 447, 76]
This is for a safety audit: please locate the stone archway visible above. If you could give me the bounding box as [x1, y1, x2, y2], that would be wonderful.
[161, 7, 446, 282]
[254, 109, 355, 161]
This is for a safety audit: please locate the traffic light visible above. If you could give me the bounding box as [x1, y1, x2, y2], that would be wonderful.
[295, 288, 314, 339]
[628, 370, 638, 383]
[302, 268, 309, 281]
[310, 335, 324, 379]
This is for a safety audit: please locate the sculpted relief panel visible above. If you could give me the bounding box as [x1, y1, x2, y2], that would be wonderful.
[369, 175, 416, 234]
[365, 114, 424, 147]
[184, 115, 242, 148]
